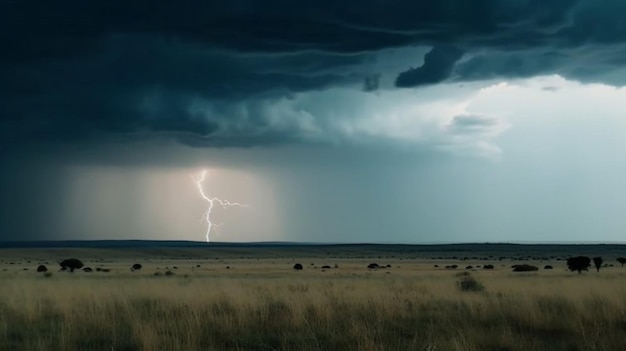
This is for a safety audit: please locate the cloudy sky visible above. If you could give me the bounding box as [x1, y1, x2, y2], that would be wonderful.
[2, 0, 626, 243]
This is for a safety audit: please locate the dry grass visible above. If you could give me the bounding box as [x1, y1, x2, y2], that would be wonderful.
[1, 249, 626, 350]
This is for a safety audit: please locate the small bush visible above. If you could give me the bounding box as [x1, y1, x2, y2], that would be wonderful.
[457, 274, 485, 292]
[59, 258, 84, 272]
[513, 264, 539, 272]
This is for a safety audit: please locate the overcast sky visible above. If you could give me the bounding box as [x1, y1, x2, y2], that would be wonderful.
[2, 1, 626, 243]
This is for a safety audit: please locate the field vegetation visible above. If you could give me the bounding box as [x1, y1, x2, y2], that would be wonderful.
[0, 246, 625, 350]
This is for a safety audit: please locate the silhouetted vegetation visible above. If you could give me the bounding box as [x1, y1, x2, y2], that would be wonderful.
[483, 264, 494, 270]
[293, 263, 303, 271]
[567, 256, 591, 274]
[36, 265, 47, 273]
[321, 265, 331, 269]
[544, 265, 553, 270]
[593, 257, 603, 272]
[131, 263, 142, 271]
[59, 259, 84, 272]
[367, 263, 380, 269]
[457, 273, 484, 292]
[512, 264, 538, 272]
[617, 257, 626, 267]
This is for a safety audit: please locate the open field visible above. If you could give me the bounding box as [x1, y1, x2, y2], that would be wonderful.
[1, 243, 626, 350]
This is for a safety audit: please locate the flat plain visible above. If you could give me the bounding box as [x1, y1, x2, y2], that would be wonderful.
[1, 243, 625, 351]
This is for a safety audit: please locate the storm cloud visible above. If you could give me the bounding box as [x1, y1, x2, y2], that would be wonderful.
[1, 1, 626, 244]
[1, 0, 626, 149]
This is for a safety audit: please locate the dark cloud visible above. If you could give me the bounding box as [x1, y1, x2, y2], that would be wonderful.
[395, 46, 464, 87]
[0, 0, 625, 150]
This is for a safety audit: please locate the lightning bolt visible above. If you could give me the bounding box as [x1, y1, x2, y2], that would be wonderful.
[192, 170, 247, 243]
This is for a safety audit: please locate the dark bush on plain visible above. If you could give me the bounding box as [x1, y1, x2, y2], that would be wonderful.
[293, 263, 303, 270]
[131, 264, 142, 271]
[567, 256, 591, 274]
[321, 265, 331, 269]
[165, 270, 175, 276]
[59, 258, 84, 272]
[367, 263, 380, 269]
[36, 265, 47, 273]
[593, 257, 603, 272]
[544, 265, 553, 269]
[617, 257, 626, 267]
[483, 264, 494, 270]
[513, 264, 539, 272]
[457, 274, 485, 292]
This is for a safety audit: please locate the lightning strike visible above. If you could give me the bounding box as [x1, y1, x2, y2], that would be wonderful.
[192, 170, 247, 243]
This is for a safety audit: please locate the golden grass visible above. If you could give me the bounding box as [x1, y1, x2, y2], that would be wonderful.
[1, 252, 626, 350]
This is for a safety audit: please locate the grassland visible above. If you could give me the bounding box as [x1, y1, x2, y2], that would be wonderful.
[1, 244, 626, 351]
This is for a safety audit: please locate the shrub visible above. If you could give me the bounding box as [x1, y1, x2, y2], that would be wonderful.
[544, 265, 553, 270]
[567, 256, 591, 274]
[367, 263, 380, 269]
[617, 257, 626, 267]
[59, 258, 84, 272]
[165, 270, 175, 276]
[513, 264, 539, 272]
[293, 263, 303, 271]
[483, 264, 494, 270]
[131, 264, 142, 271]
[457, 274, 485, 292]
[593, 257, 603, 272]
[36, 265, 47, 273]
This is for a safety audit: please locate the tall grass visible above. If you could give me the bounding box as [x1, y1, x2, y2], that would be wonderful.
[1, 271, 626, 350]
